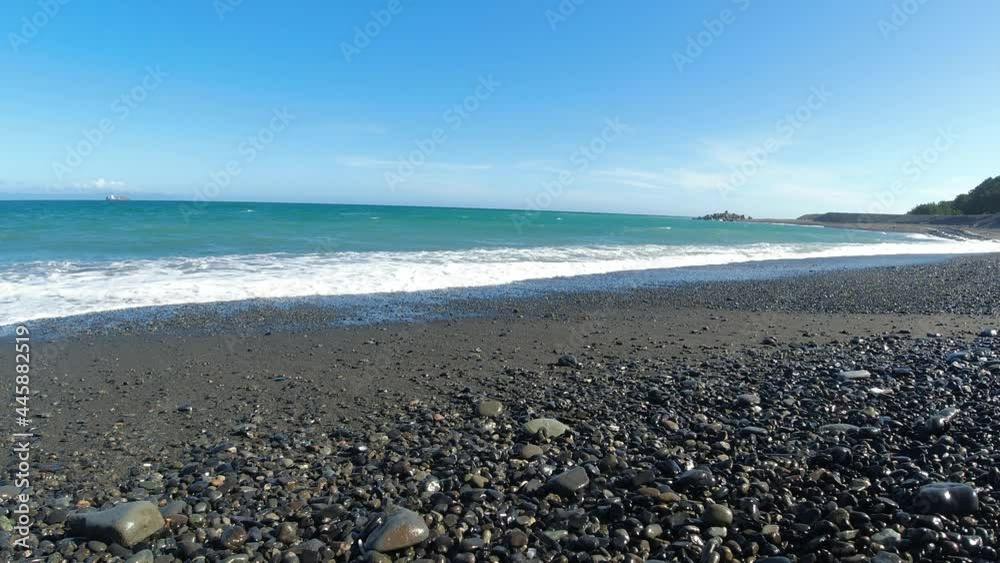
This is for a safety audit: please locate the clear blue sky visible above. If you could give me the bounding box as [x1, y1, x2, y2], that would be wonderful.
[1, 0, 997, 217]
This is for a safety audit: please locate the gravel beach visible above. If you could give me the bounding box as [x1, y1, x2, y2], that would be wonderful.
[3, 254, 1000, 562]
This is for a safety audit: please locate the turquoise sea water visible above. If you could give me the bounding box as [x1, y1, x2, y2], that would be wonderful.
[1, 200, 998, 324]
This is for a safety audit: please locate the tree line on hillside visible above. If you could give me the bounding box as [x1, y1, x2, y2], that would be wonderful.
[909, 176, 1000, 215]
[694, 211, 752, 222]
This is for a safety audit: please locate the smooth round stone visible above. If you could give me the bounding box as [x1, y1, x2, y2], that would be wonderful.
[818, 423, 860, 434]
[476, 400, 505, 417]
[838, 370, 871, 381]
[543, 530, 568, 542]
[276, 522, 297, 544]
[947, 351, 973, 362]
[871, 528, 901, 549]
[0, 486, 22, 501]
[460, 537, 485, 552]
[702, 504, 733, 527]
[556, 355, 579, 367]
[159, 501, 187, 519]
[220, 526, 248, 550]
[125, 551, 154, 563]
[872, 553, 903, 563]
[914, 482, 979, 515]
[924, 407, 960, 434]
[643, 524, 662, 539]
[736, 393, 760, 407]
[523, 418, 569, 438]
[65, 501, 165, 548]
[45, 509, 70, 525]
[548, 467, 589, 496]
[518, 444, 544, 460]
[675, 468, 715, 490]
[506, 530, 528, 549]
[363, 508, 430, 552]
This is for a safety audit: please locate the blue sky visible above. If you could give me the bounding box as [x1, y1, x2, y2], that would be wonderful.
[1, 0, 997, 217]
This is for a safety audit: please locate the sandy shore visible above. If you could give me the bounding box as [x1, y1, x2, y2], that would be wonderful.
[4, 254, 1000, 561]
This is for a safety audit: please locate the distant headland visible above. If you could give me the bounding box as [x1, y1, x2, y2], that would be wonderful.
[694, 211, 752, 222]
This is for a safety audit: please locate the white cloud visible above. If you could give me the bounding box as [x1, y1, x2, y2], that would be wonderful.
[72, 178, 128, 191]
[591, 167, 730, 191]
[337, 156, 493, 172]
[337, 157, 398, 168]
[514, 160, 564, 174]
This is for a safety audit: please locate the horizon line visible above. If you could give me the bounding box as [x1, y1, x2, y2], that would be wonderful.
[0, 197, 731, 220]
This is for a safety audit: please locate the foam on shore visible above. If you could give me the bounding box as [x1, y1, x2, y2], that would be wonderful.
[3, 239, 999, 325]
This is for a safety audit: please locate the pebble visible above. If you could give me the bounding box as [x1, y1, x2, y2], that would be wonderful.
[872, 528, 901, 549]
[838, 369, 871, 381]
[126, 550, 154, 563]
[363, 508, 430, 552]
[548, 467, 589, 496]
[13, 305, 1000, 562]
[675, 468, 715, 489]
[523, 417, 569, 438]
[476, 400, 504, 417]
[66, 501, 165, 547]
[702, 504, 733, 527]
[518, 444, 544, 460]
[914, 482, 979, 516]
[220, 526, 248, 550]
[556, 355, 580, 367]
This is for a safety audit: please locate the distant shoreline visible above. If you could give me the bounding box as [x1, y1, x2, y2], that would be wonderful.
[754, 211, 1000, 240]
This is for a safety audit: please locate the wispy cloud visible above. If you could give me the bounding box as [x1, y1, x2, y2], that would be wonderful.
[514, 160, 565, 174]
[337, 156, 493, 172]
[337, 156, 398, 168]
[591, 167, 730, 191]
[361, 124, 387, 136]
[71, 178, 128, 191]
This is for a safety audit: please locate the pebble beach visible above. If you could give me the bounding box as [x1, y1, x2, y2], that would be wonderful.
[4, 254, 1000, 562]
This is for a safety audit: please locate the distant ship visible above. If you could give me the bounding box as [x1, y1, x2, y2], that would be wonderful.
[106, 195, 130, 201]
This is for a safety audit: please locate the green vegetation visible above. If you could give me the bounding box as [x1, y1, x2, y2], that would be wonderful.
[909, 176, 1000, 215]
[694, 211, 752, 222]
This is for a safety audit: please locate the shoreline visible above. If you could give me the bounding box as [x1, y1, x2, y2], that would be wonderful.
[754, 212, 1000, 241]
[6, 251, 995, 337]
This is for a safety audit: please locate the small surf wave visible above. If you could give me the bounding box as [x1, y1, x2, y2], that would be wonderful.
[2, 238, 999, 325]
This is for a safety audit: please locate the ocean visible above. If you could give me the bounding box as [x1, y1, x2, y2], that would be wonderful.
[2, 200, 998, 325]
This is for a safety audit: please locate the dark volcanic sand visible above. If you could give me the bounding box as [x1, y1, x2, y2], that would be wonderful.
[2, 254, 1000, 561]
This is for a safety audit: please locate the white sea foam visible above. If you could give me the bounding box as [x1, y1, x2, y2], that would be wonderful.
[2, 239, 999, 325]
